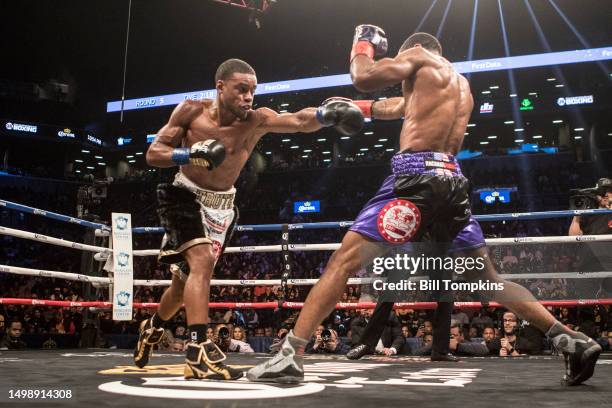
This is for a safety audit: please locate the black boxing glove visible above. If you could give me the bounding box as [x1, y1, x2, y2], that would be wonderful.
[351, 24, 388, 62]
[171, 139, 225, 169]
[316, 97, 365, 136]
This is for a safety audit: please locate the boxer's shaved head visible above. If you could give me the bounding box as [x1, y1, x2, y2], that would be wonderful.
[400, 32, 442, 55]
[215, 58, 256, 82]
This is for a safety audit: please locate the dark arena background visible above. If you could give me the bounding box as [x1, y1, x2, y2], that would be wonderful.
[0, 1, 611, 407]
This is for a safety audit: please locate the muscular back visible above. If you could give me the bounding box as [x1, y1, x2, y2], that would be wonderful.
[400, 52, 473, 154]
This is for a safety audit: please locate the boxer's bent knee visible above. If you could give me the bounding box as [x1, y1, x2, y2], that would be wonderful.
[183, 244, 215, 276]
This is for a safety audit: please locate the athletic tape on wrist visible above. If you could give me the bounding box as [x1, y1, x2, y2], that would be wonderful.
[171, 148, 190, 165]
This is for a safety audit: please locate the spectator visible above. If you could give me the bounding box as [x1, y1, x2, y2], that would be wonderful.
[206, 327, 215, 341]
[0, 320, 27, 350]
[349, 308, 405, 356]
[306, 328, 349, 354]
[482, 326, 497, 344]
[488, 312, 544, 356]
[450, 309, 470, 327]
[174, 325, 188, 341]
[0, 312, 5, 337]
[214, 325, 254, 353]
[232, 326, 248, 343]
[449, 324, 489, 356]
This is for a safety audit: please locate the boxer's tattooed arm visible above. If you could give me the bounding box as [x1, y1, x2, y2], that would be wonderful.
[146, 100, 204, 168]
[372, 97, 405, 120]
[255, 107, 322, 136]
[350, 47, 427, 92]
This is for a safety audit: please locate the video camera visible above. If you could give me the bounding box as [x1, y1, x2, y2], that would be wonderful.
[569, 178, 612, 210]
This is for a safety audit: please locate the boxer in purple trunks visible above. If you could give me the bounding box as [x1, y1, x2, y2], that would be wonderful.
[248, 29, 600, 386]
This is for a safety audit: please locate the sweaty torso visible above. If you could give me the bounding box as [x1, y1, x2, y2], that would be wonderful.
[399, 53, 473, 155]
[181, 100, 261, 191]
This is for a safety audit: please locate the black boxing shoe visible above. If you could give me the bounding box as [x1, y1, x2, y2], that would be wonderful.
[133, 318, 165, 368]
[184, 341, 243, 380]
[548, 323, 602, 386]
[431, 352, 460, 362]
[346, 344, 373, 360]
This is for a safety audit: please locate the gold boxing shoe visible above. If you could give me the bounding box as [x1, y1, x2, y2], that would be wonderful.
[184, 341, 243, 380]
[133, 318, 166, 368]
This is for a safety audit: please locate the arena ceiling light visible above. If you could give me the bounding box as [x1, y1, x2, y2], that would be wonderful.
[97, 162, 106, 166]
[364, 131, 374, 135]
[81, 150, 90, 153]
[303, 149, 312, 153]
[317, 138, 326, 142]
[489, 85, 499, 89]
[126, 155, 134, 158]
[374, 144, 383, 148]
[488, 135, 497, 139]
[265, 151, 271, 155]
[553, 120, 563, 124]
[280, 103, 289, 107]
[547, 78, 556, 81]
[135, 152, 144, 155]
[514, 128, 525, 132]
[509, 93, 518, 97]
[464, 132, 469, 136]
[94, 155, 103, 159]
[341, 136, 350, 140]
[75, 159, 83, 163]
[467, 123, 476, 127]
[279, 110, 288, 113]
[323, 159, 331, 162]
[290, 145, 299, 149]
[385, 148, 395, 152]
[86, 166, 95, 169]
[282, 138, 291, 142]
[555, 84, 565, 88]
[533, 135, 543, 139]
[504, 120, 514, 124]
[322, 151, 331, 154]
[528, 92, 538, 96]
[75, 170, 81, 173]
[482, 90, 491, 94]
[515, 139, 524, 143]
[574, 136, 582, 140]
[360, 148, 369, 151]
[128, 160, 136, 163]
[574, 128, 584, 131]
[378, 138, 388, 142]
[301, 155, 308, 158]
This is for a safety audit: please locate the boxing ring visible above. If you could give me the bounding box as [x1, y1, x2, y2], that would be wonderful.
[1, 198, 612, 407]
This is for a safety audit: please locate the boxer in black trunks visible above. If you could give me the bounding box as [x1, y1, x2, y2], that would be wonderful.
[133, 58, 364, 379]
[248, 29, 601, 386]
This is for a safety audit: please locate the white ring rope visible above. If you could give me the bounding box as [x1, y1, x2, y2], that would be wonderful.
[0, 226, 110, 254]
[3, 224, 612, 259]
[2, 263, 612, 287]
[133, 235, 612, 257]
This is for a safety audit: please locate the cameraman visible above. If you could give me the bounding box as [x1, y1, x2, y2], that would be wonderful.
[569, 178, 612, 236]
[569, 178, 612, 297]
[306, 328, 350, 355]
[214, 324, 254, 353]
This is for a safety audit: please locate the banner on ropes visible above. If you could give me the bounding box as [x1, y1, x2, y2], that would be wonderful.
[111, 213, 133, 321]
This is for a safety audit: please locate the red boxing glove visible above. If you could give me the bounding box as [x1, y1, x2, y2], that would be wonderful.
[350, 25, 388, 62]
[352, 100, 374, 119]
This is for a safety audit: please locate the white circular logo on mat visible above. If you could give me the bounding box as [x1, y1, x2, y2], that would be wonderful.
[99, 377, 325, 400]
[5, 122, 13, 130]
[377, 199, 421, 243]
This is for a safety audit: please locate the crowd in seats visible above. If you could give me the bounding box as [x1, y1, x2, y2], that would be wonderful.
[1, 154, 611, 351]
